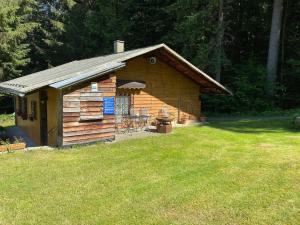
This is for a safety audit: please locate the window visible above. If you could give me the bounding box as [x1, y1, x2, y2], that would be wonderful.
[17, 96, 22, 115]
[19, 97, 27, 119]
[116, 95, 130, 115]
[91, 82, 98, 92]
[30, 101, 37, 120]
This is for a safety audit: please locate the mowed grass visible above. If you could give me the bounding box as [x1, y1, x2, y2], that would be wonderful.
[0, 114, 14, 127]
[0, 118, 300, 225]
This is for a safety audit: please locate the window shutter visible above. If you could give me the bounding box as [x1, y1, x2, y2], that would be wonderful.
[80, 92, 103, 121]
[22, 97, 28, 119]
[17, 97, 22, 115]
[31, 101, 37, 120]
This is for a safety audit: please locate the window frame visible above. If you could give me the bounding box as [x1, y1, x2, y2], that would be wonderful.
[115, 94, 131, 116]
[21, 97, 28, 120]
[17, 96, 22, 116]
[91, 82, 98, 92]
[30, 100, 37, 121]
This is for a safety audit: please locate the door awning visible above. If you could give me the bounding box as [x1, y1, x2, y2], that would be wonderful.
[117, 80, 146, 89]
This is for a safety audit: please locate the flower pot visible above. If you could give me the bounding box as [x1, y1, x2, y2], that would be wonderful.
[0, 145, 7, 152]
[199, 116, 207, 123]
[179, 116, 189, 124]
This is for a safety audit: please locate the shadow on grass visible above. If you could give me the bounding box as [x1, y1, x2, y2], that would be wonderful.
[203, 118, 299, 134]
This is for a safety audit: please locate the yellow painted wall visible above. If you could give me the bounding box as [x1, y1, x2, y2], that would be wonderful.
[47, 88, 58, 146]
[15, 88, 58, 146]
[16, 92, 41, 145]
[115, 56, 201, 122]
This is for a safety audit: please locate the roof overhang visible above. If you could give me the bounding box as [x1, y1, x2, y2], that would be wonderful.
[0, 87, 25, 97]
[155, 44, 232, 95]
[0, 62, 125, 96]
[50, 62, 125, 89]
[111, 43, 232, 95]
[0, 43, 232, 96]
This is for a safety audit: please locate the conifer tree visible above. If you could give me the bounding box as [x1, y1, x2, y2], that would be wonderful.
[0, 0, 37, 81]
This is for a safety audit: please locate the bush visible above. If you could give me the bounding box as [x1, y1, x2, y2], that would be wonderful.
[292, 114, 300, 127]
[0, 126, 7, 139]
[203, 60, 272, 114]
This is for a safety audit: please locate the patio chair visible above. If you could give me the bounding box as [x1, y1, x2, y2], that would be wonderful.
[130, 108, 141, 132]
[115, 115, 124, 133]
[139, 107, 150, 131]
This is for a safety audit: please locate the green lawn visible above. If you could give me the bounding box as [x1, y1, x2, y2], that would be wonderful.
[0, 114, 14, 127]
[0, 118, 299, 225]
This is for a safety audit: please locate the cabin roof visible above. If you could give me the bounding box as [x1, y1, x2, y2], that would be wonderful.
[0, 44, 232, 96]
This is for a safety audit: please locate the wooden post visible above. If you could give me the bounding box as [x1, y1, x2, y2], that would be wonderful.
[178, 97, 181, 123]
[56, 89, 63, 147]
[13, 96, 17, 126]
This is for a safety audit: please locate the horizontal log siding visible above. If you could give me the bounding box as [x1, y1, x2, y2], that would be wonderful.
[115, 56, 201, 123]
[62, 75, 116, 145]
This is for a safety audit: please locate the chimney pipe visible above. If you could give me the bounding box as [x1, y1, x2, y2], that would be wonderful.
[114, 40, 124, 53]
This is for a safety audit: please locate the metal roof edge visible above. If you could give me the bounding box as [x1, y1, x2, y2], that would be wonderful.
[50, 62, 125, 89]
[0, 43, 232, 96]
[0, 86, 25, 97]
[159, 44, 232, 95]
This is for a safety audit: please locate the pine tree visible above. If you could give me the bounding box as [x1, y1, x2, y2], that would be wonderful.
[0, 0, 37, 81]
[120, 0, 174, 49]
[166, 0, 229, 78]
[25, 0, 75, 73]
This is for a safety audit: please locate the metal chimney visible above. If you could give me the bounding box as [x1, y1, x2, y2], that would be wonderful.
[114, 40, 124, 53]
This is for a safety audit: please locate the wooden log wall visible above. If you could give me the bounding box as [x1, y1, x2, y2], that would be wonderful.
[115, 56, 201, 123]
[62, 75, 116, 145]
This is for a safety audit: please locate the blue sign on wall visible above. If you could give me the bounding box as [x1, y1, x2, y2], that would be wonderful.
[103, 97, 115, 115]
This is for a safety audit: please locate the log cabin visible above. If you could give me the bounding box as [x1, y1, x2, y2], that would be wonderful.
[0, 41, 231, 147]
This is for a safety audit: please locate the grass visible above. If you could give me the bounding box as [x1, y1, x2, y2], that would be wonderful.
[0, 113, 14, 127]
[205, 107, 300, 118]
[0, 117, 300, 224]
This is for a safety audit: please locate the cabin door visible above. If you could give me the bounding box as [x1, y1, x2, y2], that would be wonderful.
[40, 90, 48, 145]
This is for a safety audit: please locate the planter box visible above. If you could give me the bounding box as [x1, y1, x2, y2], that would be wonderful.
[0, 143, 26, 152]
[199, 117, 207, 123]
[156, 124, 172, 133]
[179, 119, 188, 124]
[0, 145, 7, 152]
[7, 143, 26, 151]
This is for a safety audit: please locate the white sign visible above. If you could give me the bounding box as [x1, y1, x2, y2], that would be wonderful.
[91, 82, 98, 92]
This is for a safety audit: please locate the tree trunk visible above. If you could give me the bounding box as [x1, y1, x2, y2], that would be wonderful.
[280, 0, 288, 84]
[215, 0, 224, 82]
[266, 0, 284, 98]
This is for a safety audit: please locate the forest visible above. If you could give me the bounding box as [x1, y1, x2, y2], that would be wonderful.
[0, 0, 299, 114]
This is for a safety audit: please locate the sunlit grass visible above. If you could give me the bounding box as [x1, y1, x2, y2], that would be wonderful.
[0, 114, 14, 127]
[0, 118, 299, 225]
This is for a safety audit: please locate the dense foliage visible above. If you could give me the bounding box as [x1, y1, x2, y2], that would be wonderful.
[0, 0, 299, 113]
